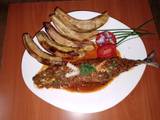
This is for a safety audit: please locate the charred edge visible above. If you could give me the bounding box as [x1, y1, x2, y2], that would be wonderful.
[44, 22, 78, 48]
[38, 39, 56, 54]
[23, 35, 52, 65]
[23, 33, 62, 65]
[37, 31, 76, 52]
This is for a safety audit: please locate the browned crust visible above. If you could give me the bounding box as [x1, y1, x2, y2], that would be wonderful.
[54, 7, 109, 32]
[50, 15, 98, 41]
[44, 22, 79, 48]
[23, 33, 62, 65]
[36, 31, 76, 53]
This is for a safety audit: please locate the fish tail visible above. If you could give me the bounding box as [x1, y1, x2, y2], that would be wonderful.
[143, 50, 160, 68]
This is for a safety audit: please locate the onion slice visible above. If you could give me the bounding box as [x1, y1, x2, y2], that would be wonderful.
[65, 62, 80, 78]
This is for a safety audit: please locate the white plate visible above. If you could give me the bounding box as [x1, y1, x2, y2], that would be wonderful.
[21, 11, 147, 113]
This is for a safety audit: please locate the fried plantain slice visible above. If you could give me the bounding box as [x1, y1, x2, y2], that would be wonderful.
[54, 7, 109, 32]
[44, 22, 79, 48]
[23, 33, 62, 65]
[50, 15, 98, 41]
[36, 31, 76, 53]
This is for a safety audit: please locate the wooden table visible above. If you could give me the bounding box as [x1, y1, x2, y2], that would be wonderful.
[0, 0, 160, 120]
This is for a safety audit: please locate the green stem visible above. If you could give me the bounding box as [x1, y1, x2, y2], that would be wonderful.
[135, 18, 153, 30]
[98, 28, 133, 32]
[116, 31, 136, 45]
[112, 31, 133, 34]
[98, 19, 154, 46]
[116, 33, 137, 39]
[116, 36, 139, 46]
[116, 32, 154, 46]
[98, 18, 153, 32]
[137, 28, 150, 33]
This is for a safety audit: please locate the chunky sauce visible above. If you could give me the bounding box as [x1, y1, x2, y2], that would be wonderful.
[65, 80, 113, 93]
[38, 50, 120, 93]
[65, 50, 121, 92]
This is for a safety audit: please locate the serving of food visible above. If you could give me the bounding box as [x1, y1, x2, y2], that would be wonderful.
[21, 7, 159, 113]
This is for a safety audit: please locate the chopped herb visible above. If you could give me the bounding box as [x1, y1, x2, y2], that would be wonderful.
[111, 61, 117, 67]
[80, 63, 96, 76]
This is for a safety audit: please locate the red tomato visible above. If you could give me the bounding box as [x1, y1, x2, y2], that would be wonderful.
[96, 32, 116, 46]
[97, 44, 117, 58]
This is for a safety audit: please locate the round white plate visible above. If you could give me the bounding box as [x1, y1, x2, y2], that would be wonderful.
[21, 11, 147, 113]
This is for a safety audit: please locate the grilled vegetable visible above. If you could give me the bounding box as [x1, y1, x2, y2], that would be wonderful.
[23, 33, 62, 65]
[36, 31, 76, 53]
[44, 22, 79, 48]
[54, 51, 79, 59]
[50, 15, 98, 41]
[54, 7, 109, 32]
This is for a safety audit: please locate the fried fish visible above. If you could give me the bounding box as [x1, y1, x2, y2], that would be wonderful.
[33, 51, 159, 91]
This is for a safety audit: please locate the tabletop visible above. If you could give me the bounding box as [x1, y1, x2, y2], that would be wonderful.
[0, 0, 160, 120]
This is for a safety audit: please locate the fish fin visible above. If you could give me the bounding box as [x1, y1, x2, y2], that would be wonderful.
[143, 50, 160, 68]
